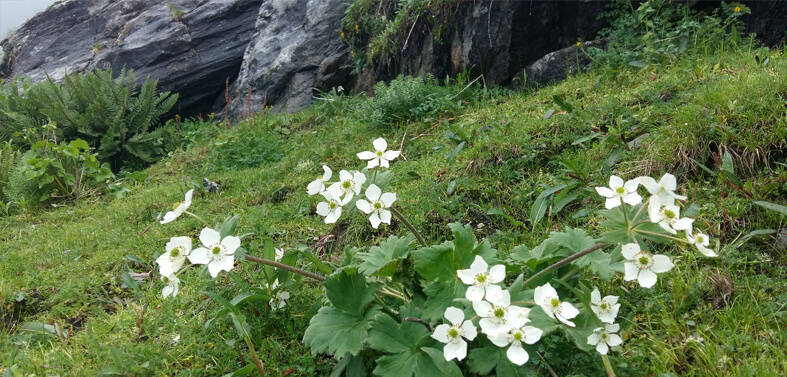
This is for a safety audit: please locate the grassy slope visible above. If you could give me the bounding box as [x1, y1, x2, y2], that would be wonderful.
[1, 44, 787, 376]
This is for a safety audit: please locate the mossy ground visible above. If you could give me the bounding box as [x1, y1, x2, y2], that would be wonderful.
[2, 41, 787, 376]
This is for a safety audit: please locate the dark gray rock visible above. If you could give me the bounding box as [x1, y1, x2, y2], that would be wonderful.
[0, 0, 263, 115]
[525, 39, 610, 88]
[220, 0, 351, 117]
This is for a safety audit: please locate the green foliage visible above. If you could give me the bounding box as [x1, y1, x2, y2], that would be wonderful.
[207, 122, 285, 171]
[594, 0, 751, 69]
[0, 67, 178, 170]
[359, 75, 461, 128]
[0, 140, 21, 203]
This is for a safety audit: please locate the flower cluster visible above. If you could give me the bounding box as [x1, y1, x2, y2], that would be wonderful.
[306, 138, 400, 228]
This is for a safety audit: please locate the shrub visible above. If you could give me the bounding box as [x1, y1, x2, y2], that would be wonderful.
[0, 67, 178, 170]
[359, 74, 460, 128]
[0, 140, 21, 203]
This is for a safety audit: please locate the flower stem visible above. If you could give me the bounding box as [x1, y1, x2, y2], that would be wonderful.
[511, 300, 537, 306]
[633, 229, 686, 243]
[521, 243, 606, 289]
[601, 354, 616, 377]
[390, 206, 428, 247]
[185, 211, 211, 228]
[379, 287, 410, 303]
[403, 317, 432, 332]
[244, 255, 325, 282]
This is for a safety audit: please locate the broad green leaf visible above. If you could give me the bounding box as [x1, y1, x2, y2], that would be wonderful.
[331, 354, 367, 377]
[325, 269, 381, 316]
[753, 201, 787, 216]
[421, 280, 466, 322]
[357, 234, 415, 277]
[368, 312, 429, 354]
[218, 215, 240, 239]
[230, 292, 270, 307]
[721, 152, 735, 176]
[201, 291, 240, 315]
[525, 306, 560, 337]
[277, 251, 299, 285]
[467, 336, 529, 376]
[509, 241, 561, 270]
[446, 141, 466, 163]
[553, 95, 574, 112]
[530, 184, 567, 229]
[547, 227, 596, 254]
[297, 248, 333, 275]
[262, 239, 276, 282]
[412, 242, 457, 282]
[572, 248, 619, 281]
[563, 312, 597, 352]
[303, 305, 380, 357]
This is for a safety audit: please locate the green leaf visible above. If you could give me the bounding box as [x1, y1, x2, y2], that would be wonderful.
[721, 152, 735, 176]
[331, 354, 367, 377]
[446, 141, 466, 163]
[357, 234, 415, 277]
[753, 201, 787, 216]
[277, 250, 299, 285]
[486, 207, 524, 228]
[508, 241, 561, 270]
[219, 215, 240, 239]
[547, 227, 595, 254]
[121, 272, 142, 298]
[200, 291, 240, 315]
[421, 280, 466, 322]
[530, 184, 567, 229]
[297, 248, 333, 275]
[368, 312, 429, 354]
[412, 224, 496, 282]
[325, 269, 381, 316]
[303, 305, 380, 357]
[553, 95, 574, 112]
[562, 312, 598, 352]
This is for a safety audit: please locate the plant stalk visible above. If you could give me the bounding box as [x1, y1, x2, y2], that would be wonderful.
[602, 354, 616, 377]
[244, 255, 325, 282]
[390, 206, 428, 247]
[185, 211, 211, 228]
[521, 243, 606, 289]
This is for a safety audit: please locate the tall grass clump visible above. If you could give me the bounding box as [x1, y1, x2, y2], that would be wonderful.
[360, 74, 461, 128]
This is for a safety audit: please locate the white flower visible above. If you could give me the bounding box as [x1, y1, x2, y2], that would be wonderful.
[457, 255, 505, 302]
[356, 138, 400, 169]
[622, 243, 674, 288]
[161, 189, 194, 224]
[590, 288, 620, 324]
[271, 290, 290, 310]
[328, 170, 367, 200]
[274, 247, 284, 261]
[187, 228, 240, 278]
[431, 307, 478, 361]
[534, 282, 579, 327]
[156, 236, 192, 276]
[587, 324, 623, 355]
[648, 195, 694, 235]
[488, 324, 543, 366]
[307, 165, 332, 195]
[638, 173, 687, 205]
[687, 232, 717, 257]
[472, 290, 529, 336]
[595, 175, 642, 209]
[162, 273, 180, 299]
[316, 186, 351, 224]
[355, 184, 396, 229]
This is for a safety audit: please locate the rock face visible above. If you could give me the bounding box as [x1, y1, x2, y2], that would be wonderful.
[525, 39, 610, 88]
[222, 0, 351, 116]
[373, 1, 610, 93]
[0, 0, 262, 114]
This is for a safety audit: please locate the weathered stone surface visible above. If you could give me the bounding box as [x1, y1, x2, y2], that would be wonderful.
[221, 0, 352, 116]
[525, 39, 610, 88]
[0, 0, 262, 114]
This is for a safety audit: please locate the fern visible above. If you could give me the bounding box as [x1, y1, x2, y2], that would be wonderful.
[0, 141, 21, 203]
[0, 67, 178, 170]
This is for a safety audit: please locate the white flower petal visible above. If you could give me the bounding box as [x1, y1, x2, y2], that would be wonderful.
[444, 307, 465, 325]
[637, 176, 659, 194]
[621, 243, 640, 260]
[188, 248, 210, 265]
[316, 202, 331, 216]
[588, 333, 600, 346]
[506, 344, 530, 366]
[357, 151, 376, 160]
[637, 269, 658, 288]
[609, 176, 624, 188]
[522, 326, 543, 344]
[431, 324, 450, 343]
[325, 210, 341, 224]
[369, 213, 382, 228]
[605, 197, 622, 209]
[466, 285, 485, 302]
[468, 255, 488, 274]
[379, 210, 392, 224]
[222, 236, 241, 254]
[623, 263, 639, 282]
[595, 186, 615, 198]
[307, 180, 325, 195]
[199, 228, 222, 248]
[485, 284, 503, 302]
[607, 334, 623, 347]
[457, 269, 477, 284]
[472, 300, 492, 317]
[461, 320, 477, 341]
[384, 150, 400, 160]
[596, 341, 609, 355]
[444, 340, 467, 361]
[487, 332, 510, 348]
[373, 138, 388, 152]
[622, 192, 642, 206]
[161, 211, 180, 224]
[488, 264, 505, 283]
[366, 184, 382, 201]
[651, 255, 674, 273]
[322, 165, 332, 180]
[356, 199, 372, 214]
[380, 192, 396, 206]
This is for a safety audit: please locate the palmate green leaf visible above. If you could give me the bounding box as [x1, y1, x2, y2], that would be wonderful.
[331, 354, 366, 377]
[562, 311, 598, 352]
[508, 240, 563, 270]
[303, 305, 381, 357]
[421, 280, 466, 322]
[356, 234, 415, 277]
[412, 223, 496, 282]
[548, 227, 595, 253]
[368, 312, 462, 377]
[325, 269, 381, 316]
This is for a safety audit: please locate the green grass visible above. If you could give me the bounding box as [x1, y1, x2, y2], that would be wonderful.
[2, 42, 787, 376]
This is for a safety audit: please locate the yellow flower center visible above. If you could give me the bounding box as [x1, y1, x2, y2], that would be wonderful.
[212, 246, 222, 255]
[373, 201, 383, 210]
[551, 297, 561, 308]
[342, 181, 352, 189]
[513, 331, 524, 342]
[376, 150, 383, 157]
[475, 272, 488, 284]
[448, 328, 459, 339]
[615, 186, 626, 195]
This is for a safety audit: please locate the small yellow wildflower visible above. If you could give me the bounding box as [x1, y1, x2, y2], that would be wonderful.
[209, 112, 215, 119]
[341, 32, 345, 39]
[174, 114, 180, 121]
[355, 24, 359, 34]
[734, 6, 741, 12]
[576, 42, 581, 47]
[351, 50, 355, 56]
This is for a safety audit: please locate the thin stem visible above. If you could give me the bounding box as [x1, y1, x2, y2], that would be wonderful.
[241, 326, 266, 374]
[390, 206, 428, 247]
[403, 317, 432, 332]
[521, 243, 606, 289]
[602, 354, 616, 377]
[510, 300, 537, 306]
[244, 255, 325, 281]
[185, 211, 211, 228]
[631, 197, 650, 224]
[620, 199, 630, 227]
[379, 287, 410, 303]
[559, 266, 581, 281]
[633, 229, 686, 243]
